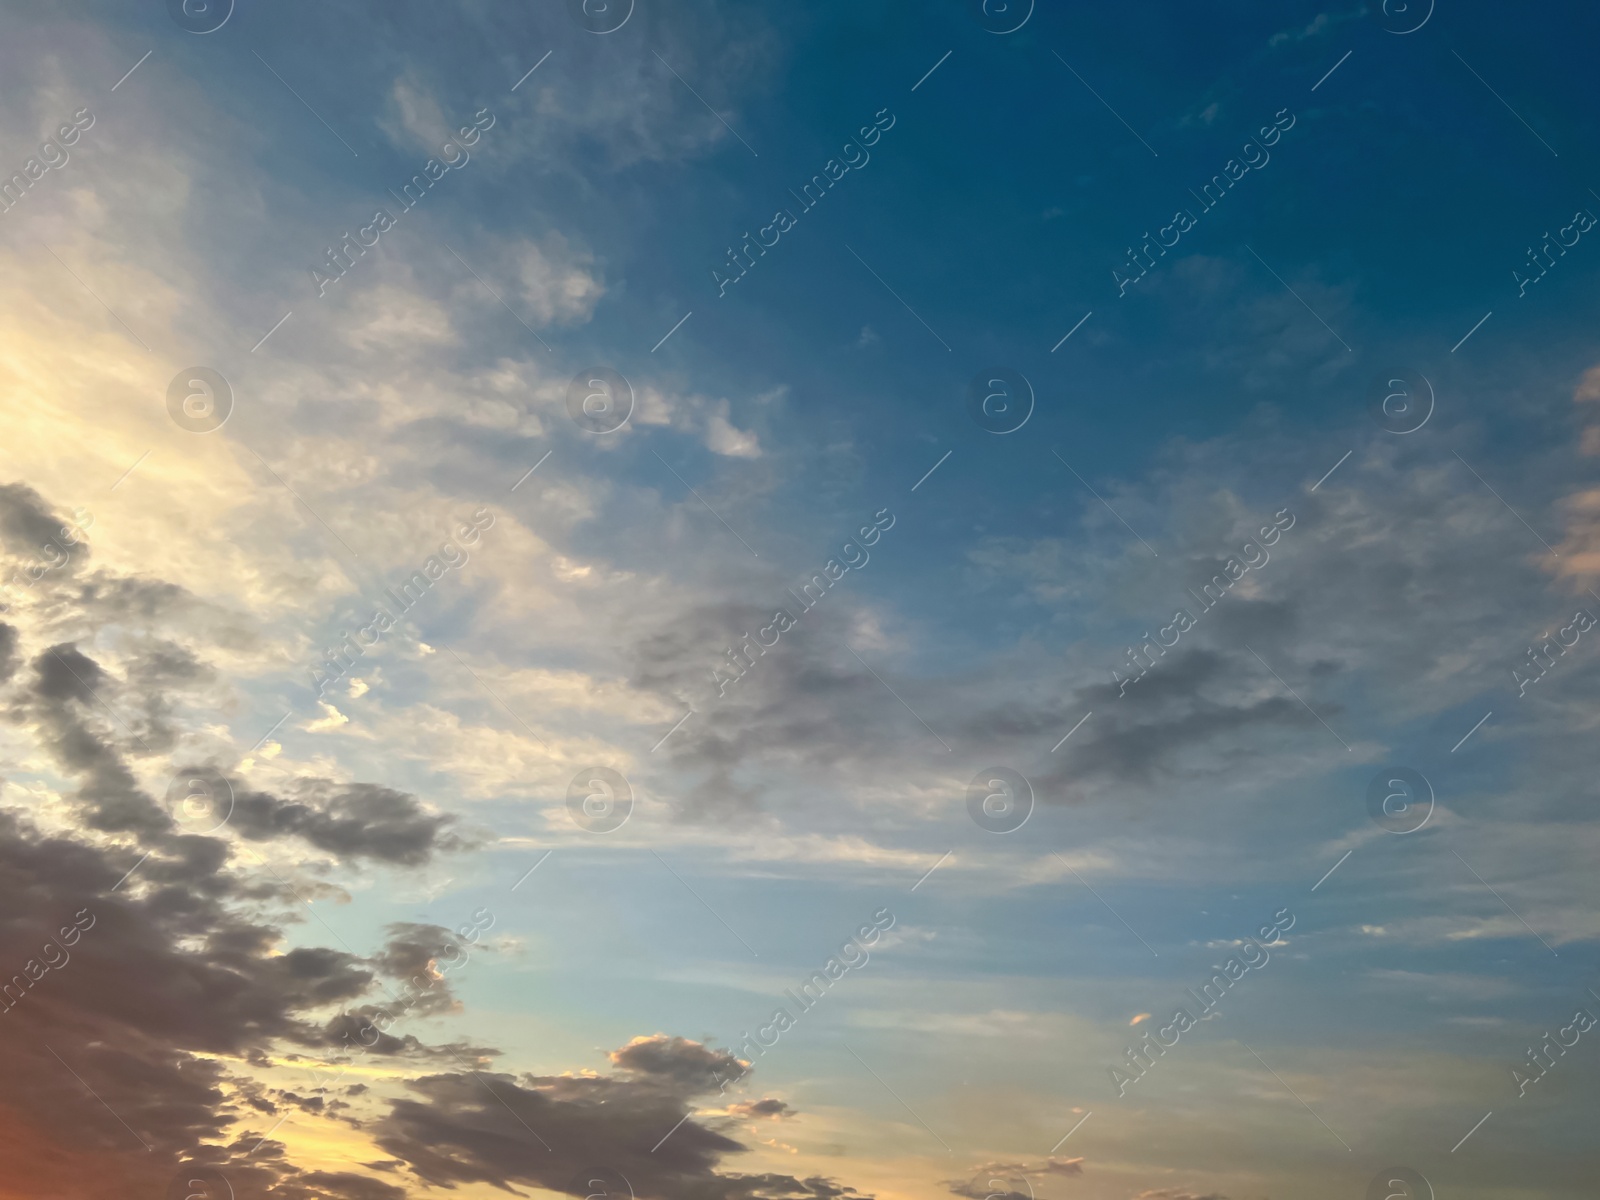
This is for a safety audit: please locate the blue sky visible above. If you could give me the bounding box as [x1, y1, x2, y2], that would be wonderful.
[1, 2, 1600, 1199]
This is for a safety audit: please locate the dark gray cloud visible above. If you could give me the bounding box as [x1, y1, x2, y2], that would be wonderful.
[0, 480, 862, 1200]
[21, 640, 172, 837]
[1036, 647, 1322, 793]
[0, 801, 375, 1195]
[10, 632, 467, 864]
[0, 622, 18, 682]
[615, 430, 1599, 833]
[0, 490, 466, 865]
[373, 1054, 869, 1200]
[0, 481, 77, 559]
[0, 793, 504, 1197]
[609, 1033, 747, 1093]
[0, 485, 471, 1196]
[227, 783, 472, 867]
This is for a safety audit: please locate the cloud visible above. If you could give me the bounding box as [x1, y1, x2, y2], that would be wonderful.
[706, 405, 764, 458]
[727, 1098, 795, 1120]
[0, 481, 74, 557]
[0, 799, 383, 1196]
[609, 1033, 748, 1092]
[511, 233, 606, 327]
[944, 1157, 1085, 1200]
[227, 781, 472, 867]
[0, 488, 864, 1200]
[1555, 362, 1600, 579]
[373, 1040, 870, 1200]
[626, 388, 767, 458]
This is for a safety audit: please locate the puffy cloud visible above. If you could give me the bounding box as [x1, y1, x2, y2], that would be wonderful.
[0, 481, 74, 556]
[373, 1045, 869, 1200]
[944, 1156, 1085, 1197]
[226, 781, 472, 867]
[511, 233, 606, 327]
[0, 475, 863, 1200]
[609, 1033, 748, 1093]
[0, 799, 383, 1196]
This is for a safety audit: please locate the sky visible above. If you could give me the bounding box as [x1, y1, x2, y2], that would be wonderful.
[1, 1, 1599, 1198]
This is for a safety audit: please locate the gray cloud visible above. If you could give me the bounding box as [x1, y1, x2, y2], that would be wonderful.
[726, 1098, 793, 1119]
[374, 1049, 869, 1200]
[609, 1033, 747, 1093]
[227, 782, 472, 867]
[0, 482, 77, 559]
